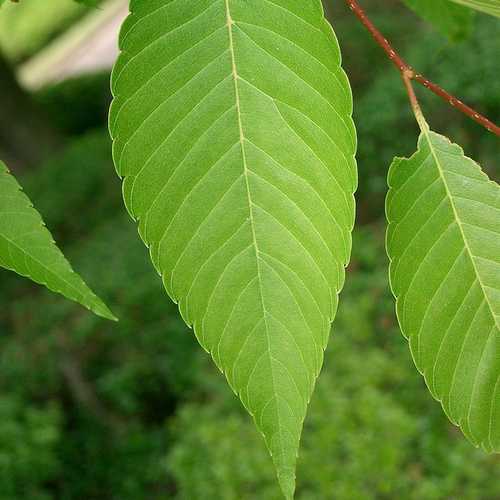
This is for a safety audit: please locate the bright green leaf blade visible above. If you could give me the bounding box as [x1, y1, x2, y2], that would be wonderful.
[386, 130, 500, 452]
[449, 0, 500, 17]
[402, 0, 474, 41]
[0, 161, 116, 321]
[109, 1, 357, 496]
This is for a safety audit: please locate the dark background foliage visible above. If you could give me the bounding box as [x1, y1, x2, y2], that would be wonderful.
[0, 1, 499, 498]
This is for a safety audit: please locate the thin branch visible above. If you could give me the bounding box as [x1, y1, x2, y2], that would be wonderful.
[345, 0, 409, 73]
[412, 74, 499, 134]
[344, 0, 500, 137]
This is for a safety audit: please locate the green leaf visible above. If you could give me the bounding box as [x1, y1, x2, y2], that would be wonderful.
[449, 0, 500, 17]
[0, 161, 116, 321]
[109, 0, 356, 496]
[386, 130, 500, 452]
[402, 0, 474, 41]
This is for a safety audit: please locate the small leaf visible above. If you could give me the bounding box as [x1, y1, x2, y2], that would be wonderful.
[402, 0, 474, 41]
[448, 0, 500, 17]
[0, 161, 116, 321]
[110, 1, 357, 496]
[386, 130, 500, 452]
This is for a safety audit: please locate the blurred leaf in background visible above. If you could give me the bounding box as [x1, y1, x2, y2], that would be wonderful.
[449, 0, 500, 17]
[402, 0, 475, 40]
[0, 0, 88, 62]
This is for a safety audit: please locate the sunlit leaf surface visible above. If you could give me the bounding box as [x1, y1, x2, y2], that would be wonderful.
[387, 130, 500, 452]
[110, 1, 357, 496]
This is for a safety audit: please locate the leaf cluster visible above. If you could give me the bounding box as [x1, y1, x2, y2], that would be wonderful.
[0, 0, 499, 497]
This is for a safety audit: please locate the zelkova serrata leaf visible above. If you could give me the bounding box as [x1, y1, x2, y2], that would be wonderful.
[386, 130, 500, 452]
[0, 161, 116, 321]
[109, 0, 357, 496]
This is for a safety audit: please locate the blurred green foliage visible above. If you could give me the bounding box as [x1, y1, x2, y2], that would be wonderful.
[0, 397, 61, 500]
[34, 72, 112, 136]
[0, 1, 499, 499]
[0, 0, 87, 62]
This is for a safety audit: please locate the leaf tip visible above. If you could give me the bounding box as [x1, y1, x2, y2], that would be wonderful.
[92, 300, 118, 322]
[277, 467, 296, 500]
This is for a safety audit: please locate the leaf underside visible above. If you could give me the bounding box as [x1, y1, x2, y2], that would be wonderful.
[109, 0, 356, 496]
[0, 161, 115, 320]
[386, 130, 500, 452]
[449, 0, 500, 17]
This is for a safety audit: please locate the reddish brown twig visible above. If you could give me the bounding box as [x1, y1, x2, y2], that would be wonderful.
[345, 0, 500, 137]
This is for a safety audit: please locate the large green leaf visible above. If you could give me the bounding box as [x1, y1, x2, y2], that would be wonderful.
[386, 130, 500, 452]
[0, 161, 116, 321]
[109, 0, 356, 495]
[402, 0, 474, 41]
[449, 0, 500, 17]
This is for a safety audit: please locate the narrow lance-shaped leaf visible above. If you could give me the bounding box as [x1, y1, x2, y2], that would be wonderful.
[0, 161, 116, 321]
[448, 0, 500, 17]
[110, 0, 357, 496]
[386, 129, 500, 452]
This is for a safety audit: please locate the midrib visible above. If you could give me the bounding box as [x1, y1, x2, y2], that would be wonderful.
[224, 0, 281, 413]
[424, 129, 499, 331]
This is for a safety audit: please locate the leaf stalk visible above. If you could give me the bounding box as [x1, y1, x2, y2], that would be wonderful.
[401, 69, 428, 132]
